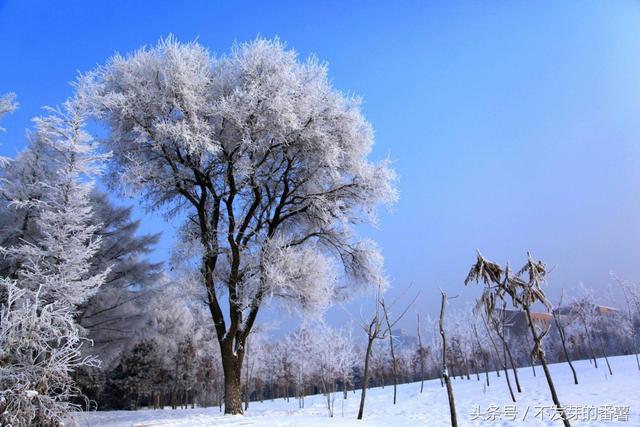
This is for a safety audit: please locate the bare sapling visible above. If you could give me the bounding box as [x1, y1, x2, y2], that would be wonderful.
[523, 331, 537, 377]
[439, 289, 458, 427]
[612, 274, 640, 371]
[357, 289, 415, 420]
[571, 291, 599, 369]
[416, 313, 428, 393]
[553, 291, 578, 384]
[489, 305, 522, 393]
[480, 311, 516, 402]
[471, 321, 490, 387]
[465, 251, 571, 427]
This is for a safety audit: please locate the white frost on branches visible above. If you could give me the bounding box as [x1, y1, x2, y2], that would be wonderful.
[0, 93, 17, 133]
[75, 39, 397, 413]
[0, 93, 18, 167]
[81, 36, 397, 328]
[261, 237, 335, 313]
[2, 95, 111, 307]
[0, 92, 110, 424]
[0, 279, 99, 425]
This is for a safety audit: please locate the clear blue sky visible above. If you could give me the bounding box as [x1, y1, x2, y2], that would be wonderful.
[2, 1, 640, 324]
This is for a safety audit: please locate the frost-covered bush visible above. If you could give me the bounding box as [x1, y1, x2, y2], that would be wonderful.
[0, 279, 99, 425]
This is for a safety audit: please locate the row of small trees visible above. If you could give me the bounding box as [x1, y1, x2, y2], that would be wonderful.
[437, 252, 640, 427]
[80, 265, 638, 420]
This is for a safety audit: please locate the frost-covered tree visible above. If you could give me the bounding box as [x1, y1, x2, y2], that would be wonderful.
[311, 322, 357, 417]
[2, 95, 110, 307]
[268, 338, 296, 401]
[289, 325, 314, 408]
[0, 93, 17, 149]
[0, 93, 160, 405]
[612, 274, 640, 370]
[0, 93, 113, 423]
[0, 148, 160, 366]
[77, 190, 162, 367]
[0, 139, 52, 270]
[0, 93, 17, 164]
[0, 279, 99, 425]
[81, 37, 396, 413]
[0, 93, 17, 125]
[570, 284, 601, 369]
[571, 284, 614, 375]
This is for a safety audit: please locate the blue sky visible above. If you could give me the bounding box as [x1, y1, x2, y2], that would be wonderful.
[1, 1, 640, 325]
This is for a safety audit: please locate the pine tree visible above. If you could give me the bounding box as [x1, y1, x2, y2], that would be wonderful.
[0, 93, 111, 424]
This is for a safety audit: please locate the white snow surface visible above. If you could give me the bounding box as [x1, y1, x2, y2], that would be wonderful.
[77, 355, 638, 426]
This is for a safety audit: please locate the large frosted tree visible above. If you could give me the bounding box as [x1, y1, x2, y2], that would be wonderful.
[82, 37, 397, 413]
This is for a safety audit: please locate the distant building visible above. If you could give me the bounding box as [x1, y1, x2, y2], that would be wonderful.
[500, 303, 620, 341]
[554, 303, 620, 316]
[499, 309, 553, 340]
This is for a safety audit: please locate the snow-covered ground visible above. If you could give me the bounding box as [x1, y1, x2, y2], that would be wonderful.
[77, 355, 638, 426]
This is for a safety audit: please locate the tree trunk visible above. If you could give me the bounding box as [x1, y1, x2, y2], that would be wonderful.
[417, 314, 425, 393]
[244, 346, 251, 412]
[357, 335, 375, 420]
[383, 306, 398, 405]
[524, 332, 537, 377]
[524, 307, 571, 427]
[504, 342, 521, 393]
[439, 291, 458, 427]
[481, 314, 515, 402]
[221, 345, 244, 415]
[581, 320, 598, 368]
[597, 334, 613, 375]
[343, 377, 348, 399]
[553, 312, 578, 384]
[482, 354, 490, 387]
[463, 355, 471, 380]
[493, 311, 522, 393]
[472, 323, 489, 387]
